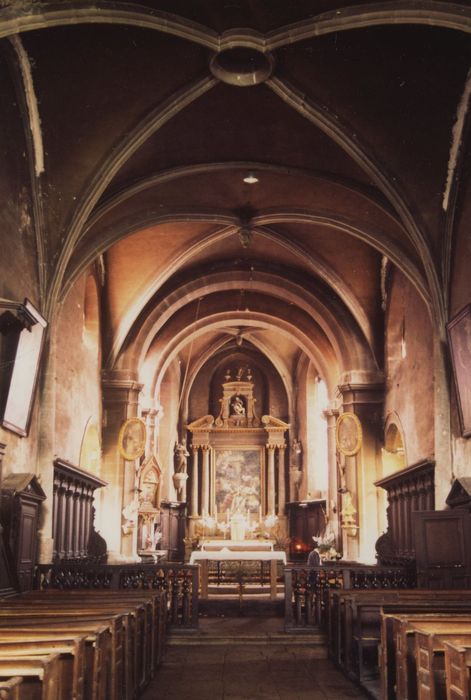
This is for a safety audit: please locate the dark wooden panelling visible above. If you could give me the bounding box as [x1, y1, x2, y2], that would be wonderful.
[375, 459, 434, 564]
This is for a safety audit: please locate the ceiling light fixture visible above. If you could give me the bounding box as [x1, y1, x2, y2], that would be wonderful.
[243, 173, 259, 184]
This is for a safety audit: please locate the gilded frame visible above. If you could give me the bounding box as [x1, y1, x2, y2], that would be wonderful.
[447, 304, 471, 438]
[336, 412, 362, 456]
[118, 417, 147, 461]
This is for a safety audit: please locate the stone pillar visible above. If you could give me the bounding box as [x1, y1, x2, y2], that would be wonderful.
[190, 447, 199, 517]
[277, 445, 286, 515]
[337, 381, 384, 563]
[267, 444, 276, 514]
[323, 408, 339, 534]
[102, 372, 143, 561]
[201, 445, 210, 516]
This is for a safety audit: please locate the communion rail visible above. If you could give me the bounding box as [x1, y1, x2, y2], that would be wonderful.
[35, 561, 199, 630]
[284, 564, 416, 632]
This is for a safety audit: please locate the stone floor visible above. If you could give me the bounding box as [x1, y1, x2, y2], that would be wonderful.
[140, 615, 370, 699]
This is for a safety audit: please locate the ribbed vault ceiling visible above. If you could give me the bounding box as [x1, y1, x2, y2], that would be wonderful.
[2, 0, 469, 399]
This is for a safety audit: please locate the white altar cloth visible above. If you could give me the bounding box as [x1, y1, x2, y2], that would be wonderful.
[190, 549, 286, 565]
[200, 539, 274, 552]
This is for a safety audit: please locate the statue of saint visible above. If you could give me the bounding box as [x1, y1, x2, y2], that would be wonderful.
[174, 441, 189, 473]
[230, 395, 246, 417]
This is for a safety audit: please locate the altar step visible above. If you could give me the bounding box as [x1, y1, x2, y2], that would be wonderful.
[199, 596, 284, 617]
[168, 631, 327, 648]
[207, 583, 284, 596]
[168, 615, 327, 650]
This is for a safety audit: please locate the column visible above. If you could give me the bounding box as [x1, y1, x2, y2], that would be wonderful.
[57, 479, 67, 559]
[52, 473, 60, 560]
[72, 483, 81, 557]
[323, 408, 339, 532]
[337, 381, 383, 562]
[191, 446, 199, 517]
[277, 445, 286, 515]
[83, 487, 93, 554]
[65, 480, 74, 558]
[78, 485, 86, 557]
[201, 445, 210, 516]
[102, 373, 143, 560]
[267, 444, 276, 515]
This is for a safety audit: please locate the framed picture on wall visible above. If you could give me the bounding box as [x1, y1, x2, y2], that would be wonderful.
[118, 417, 147, 461]
[1, 299, 47, 437]
[336, 412, 362, 456]
[214, 448, 263, 515]
[447, 304, 471, 437]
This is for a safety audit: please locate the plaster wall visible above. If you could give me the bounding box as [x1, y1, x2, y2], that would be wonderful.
[384, 268, 434, 467]
[53, 274, 102, 469]
[0, 51, 42, 478]
[448, 168, 471, 476]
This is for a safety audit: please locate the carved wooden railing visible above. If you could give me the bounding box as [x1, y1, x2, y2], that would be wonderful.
[284, 564, 416, 631]
[35, 562, 199, 629]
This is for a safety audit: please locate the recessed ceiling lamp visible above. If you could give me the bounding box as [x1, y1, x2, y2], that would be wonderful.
[243, 173, 259, 184]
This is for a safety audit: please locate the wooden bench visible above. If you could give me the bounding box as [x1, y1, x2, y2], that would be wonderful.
[0, 624, 111, 700]
[442, 638, 471, 700]
[0, 636, 86, 700]
[0, 653, 61, 700]
[0, 612, 125, 700]
[0, 676, 23, 700]
[25, 588, 167, 673]
[383, 616, 471, 699]
[326, 589, 471, 699]
[4, 596, 149, 693]
[381, 611, 471, 699]
[341, 591, 471, 682]
[416, 630, 471, 700]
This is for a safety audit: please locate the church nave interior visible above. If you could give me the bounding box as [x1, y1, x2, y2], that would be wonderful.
[0, 1, 470, 698]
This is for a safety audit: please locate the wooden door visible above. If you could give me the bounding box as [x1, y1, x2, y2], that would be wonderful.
[413, 510, 471, 589]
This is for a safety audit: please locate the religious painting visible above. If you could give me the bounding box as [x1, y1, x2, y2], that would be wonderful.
[118, 417, 146, 460]
[447, 304, 471, 437]
[336, 412, 362, 456]
[215, 449, 262, 515]
[1, 299, 47, 437]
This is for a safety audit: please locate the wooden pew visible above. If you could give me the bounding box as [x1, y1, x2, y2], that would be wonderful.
[3, 596, 148, 693]
[0, 636, 86, 700]
[0, 624, 111, 700]
[340, 590, 471, 682]
[387, 617, 471, 699]
[0, 676, 23, 700]
[24, 588, 167, 673]
[416, 631, 471, 700]
[0, 653, 61, 700]
[443, 638, 471, 700]
[381, 612, 471, 700]
[0, 612, 125, 700]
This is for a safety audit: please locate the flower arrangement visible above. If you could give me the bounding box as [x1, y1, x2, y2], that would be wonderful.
[253, 515, 291, 551]
[314, 531, 342, 561]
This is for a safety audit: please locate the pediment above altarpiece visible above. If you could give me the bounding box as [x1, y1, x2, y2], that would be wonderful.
[186, 372, 289, 446]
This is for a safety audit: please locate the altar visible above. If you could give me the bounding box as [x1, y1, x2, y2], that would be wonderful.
[200, 539, 274, 551]
[189, 547, 286, 600]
